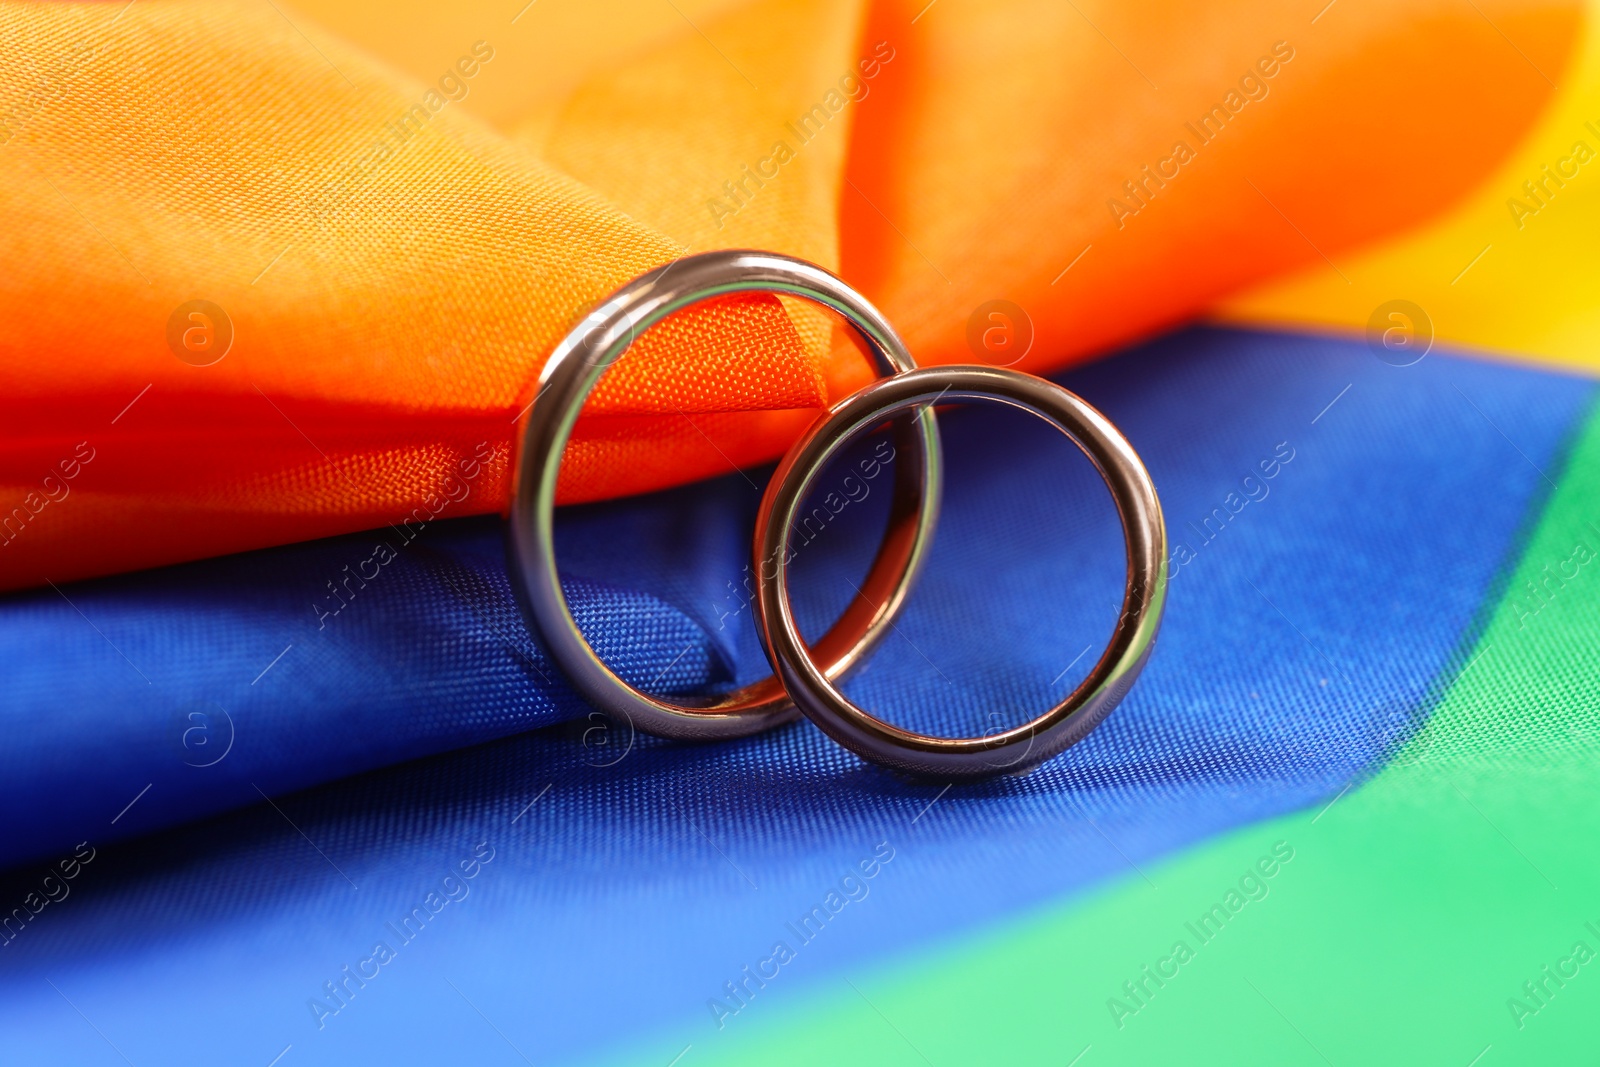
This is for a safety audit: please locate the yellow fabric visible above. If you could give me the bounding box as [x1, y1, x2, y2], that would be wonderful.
[1221, 0, 1600, 370]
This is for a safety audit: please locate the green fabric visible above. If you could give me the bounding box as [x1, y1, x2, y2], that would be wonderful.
[588, 405, 1600, 1066]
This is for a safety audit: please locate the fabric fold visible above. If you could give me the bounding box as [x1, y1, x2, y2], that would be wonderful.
[1, 327, 1589, 874]
[0, 0, 1579, 590]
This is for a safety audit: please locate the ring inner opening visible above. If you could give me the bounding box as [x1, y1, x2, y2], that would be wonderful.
[786, 392, 1127, 741]
[549, 294, 900, 704]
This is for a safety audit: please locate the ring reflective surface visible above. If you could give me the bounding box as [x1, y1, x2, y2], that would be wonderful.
[506, 250, 942, 741]
[754, 365, 1166, 779]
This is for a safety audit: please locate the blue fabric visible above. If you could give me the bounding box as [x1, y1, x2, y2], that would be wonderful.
[0, 327, 1589, 1065]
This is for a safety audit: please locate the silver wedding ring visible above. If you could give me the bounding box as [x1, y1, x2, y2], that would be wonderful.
[754, 365, 1167, 779]
[507, 250, 1166, 777]
[506, 250, 941, 741]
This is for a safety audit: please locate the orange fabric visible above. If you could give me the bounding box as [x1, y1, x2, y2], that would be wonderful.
[0, 0, 1579, 589]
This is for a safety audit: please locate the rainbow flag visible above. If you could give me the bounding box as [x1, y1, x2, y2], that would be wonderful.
[1, 1, 1597, 1063]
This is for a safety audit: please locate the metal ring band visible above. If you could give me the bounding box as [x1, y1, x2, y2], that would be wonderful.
[754, 365, 1167, 779]
[506, 250, 942, 741]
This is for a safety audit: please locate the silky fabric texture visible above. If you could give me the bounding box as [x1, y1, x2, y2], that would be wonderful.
[0, 328, 1590, 1064]
[0, 326, 1588, 865]
[1224, 0, 1600, 374]
[623, 404, 1600, 1067]
[0, 0, 1579, 589]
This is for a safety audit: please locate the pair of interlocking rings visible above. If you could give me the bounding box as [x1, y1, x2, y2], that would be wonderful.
[507, 251, 1167, 780]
